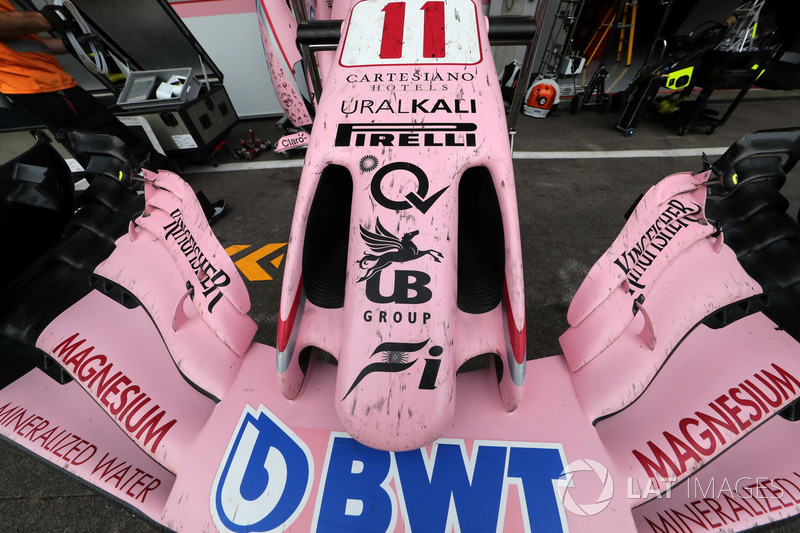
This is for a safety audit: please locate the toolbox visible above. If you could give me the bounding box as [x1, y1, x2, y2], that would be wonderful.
[117, 68, 201, 111]
[130, 85, 237, 160]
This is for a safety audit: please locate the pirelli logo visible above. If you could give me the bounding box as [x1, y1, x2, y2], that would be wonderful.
[334, 123, 477, 147]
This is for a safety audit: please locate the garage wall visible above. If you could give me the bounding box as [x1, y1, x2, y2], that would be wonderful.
[169, 0, 284, 118]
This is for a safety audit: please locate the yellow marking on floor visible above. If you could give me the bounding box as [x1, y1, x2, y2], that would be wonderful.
[225, 244, 251, 256]
[228, 243, 288, 281]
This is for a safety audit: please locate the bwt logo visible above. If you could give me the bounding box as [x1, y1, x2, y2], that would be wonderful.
[211, 405, 579, 532]
[211, 405, 313, 533]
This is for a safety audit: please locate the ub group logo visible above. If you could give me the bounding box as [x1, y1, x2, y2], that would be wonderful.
[211, 405, 313, 533]
[559, 459, 615, 517]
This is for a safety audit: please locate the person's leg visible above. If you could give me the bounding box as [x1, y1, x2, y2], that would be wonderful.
[5, 89, 82, 128]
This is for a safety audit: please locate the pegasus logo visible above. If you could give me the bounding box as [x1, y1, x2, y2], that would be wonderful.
[357, 219, 443, 282]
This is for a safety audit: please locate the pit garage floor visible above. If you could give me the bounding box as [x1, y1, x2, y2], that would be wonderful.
[1, 87, 800, 532]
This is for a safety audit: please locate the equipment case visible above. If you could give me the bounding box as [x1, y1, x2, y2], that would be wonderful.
[124, 85, 237, 161]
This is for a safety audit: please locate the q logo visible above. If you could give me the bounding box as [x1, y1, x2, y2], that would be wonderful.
[370, 162, 449, 213]
[212, 404, 313, 532]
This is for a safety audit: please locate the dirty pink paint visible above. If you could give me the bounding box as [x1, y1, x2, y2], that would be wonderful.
[256, 0, 314, 127]
[277, 0, 526, 452]
[0, 0, 798, 532]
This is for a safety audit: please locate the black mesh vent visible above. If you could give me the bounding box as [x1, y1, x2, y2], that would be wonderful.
[705, 181, 788, 229]
[90, 275, 142, 309]
[302, 165, 353, 308]
[0, 134, 74, 282]
[780, 398, 800, 421]
[720, 210, 800, 260]
[703, 144, 800, 342]
[0, 155, 143, 368]
[0, 337, 72, 389]
[457, 167, 505, 314]
[702, 295, 767, 329]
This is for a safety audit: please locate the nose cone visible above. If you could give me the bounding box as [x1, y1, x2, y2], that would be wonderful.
[335, 340, 454, 451]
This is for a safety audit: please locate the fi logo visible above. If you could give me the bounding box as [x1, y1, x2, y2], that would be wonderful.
[211, 404, 313, 532]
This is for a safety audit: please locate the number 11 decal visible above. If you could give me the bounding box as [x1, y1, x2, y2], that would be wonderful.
[340, 0, 480, 67]
[380, 1, 446, 59]
[379, 2, 405, 59]
[422, 1, 445, 58]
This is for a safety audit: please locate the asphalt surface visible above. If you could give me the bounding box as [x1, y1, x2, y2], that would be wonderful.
[1, 89, 800, 532]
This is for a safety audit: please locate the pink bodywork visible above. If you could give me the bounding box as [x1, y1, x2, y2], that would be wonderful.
[276, 0, 527, 451]
[560, 170, 764, 420]
[2, 111, 799, 533]
[256, 0, 342, 127]
[256, 0, 314, 127]
[93, 169, 257, 399]
[0, 0, 799, 532]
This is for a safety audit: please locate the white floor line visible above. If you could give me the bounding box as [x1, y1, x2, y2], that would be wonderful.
[181, 147, 729, 173]
[182, 158, 305, 173]
[512, 147, 729, 159]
